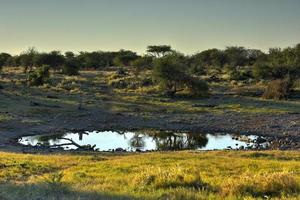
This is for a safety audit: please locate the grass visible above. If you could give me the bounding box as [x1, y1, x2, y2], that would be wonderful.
[0, 151, 299, 199]
[1, 68, 300, 199]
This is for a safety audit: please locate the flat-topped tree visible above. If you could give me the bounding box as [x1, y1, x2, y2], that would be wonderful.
[147, 45, 173, 57]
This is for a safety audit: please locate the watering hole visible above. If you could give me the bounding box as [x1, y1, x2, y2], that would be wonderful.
[18, 131, 268, 151]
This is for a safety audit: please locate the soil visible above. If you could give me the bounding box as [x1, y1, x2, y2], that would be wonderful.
[0, 69, 299, 152]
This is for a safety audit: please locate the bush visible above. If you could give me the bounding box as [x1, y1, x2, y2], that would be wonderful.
[62, 58, 80, 76]
[262, 78, 293, 100]
[27, 65, 50, 86]
[186, 77, 209, 97]
[131, 56, 153, 76]
[153, 54, 209, 97]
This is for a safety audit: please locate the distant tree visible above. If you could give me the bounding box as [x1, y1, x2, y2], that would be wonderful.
[19, 47, 39, 73]
[189, 49, 226, 75]
[246, 49, 265, 65]
[113, 50, 139, 67]
[130, 56, 153, 76]
[153, 53, 208, 97]
[252, 44, 300, 99]
[0, 53, 12, 68]
[147, 45, 173, 57]
[62, 53, 80, 76]
[5, 56, 18, 67]
[224, 46, 248, 67]
[78, 51, 116, 68]
[33, 51, 65, 71]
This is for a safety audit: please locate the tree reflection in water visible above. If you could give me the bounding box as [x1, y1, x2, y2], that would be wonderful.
[33, 131, 208, 151]
[126, 131, 208, 151]
[150, 132, 208, 150]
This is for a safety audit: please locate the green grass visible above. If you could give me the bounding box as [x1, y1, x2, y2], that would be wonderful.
[1, 67, 300, 117]
[0, 151, 299, 199]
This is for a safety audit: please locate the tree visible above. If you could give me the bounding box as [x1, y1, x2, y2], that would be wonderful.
[19, 47, 38, 73]
[147, 45, 173, 57]
[224, 46, 248, 67]
[0, 53, 12, 68]
[189, 49, 226, 75]
[62, 53, 80, 76]
[113, 50, 139, 67]
[252, 45, 300, 99]
[130, 56, 153, 76]
[152, 54, 186, 96]
[33, 51, 65, 71]
[153, 53, 208, 97]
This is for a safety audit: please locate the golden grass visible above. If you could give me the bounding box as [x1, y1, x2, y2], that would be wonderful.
[0, 151, 299, 199]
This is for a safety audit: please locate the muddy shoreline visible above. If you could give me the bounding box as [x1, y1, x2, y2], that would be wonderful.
[1, 108, 300, 152]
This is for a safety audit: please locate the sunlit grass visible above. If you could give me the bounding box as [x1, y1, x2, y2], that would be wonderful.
[0, 151, 299, 199]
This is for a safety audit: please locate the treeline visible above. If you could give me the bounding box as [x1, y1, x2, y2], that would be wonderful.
[0, 44, 299, 99]
[0, 48, 139, 74]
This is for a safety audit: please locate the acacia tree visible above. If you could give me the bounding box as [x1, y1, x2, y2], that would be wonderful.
[152, 53, 186, 96]
[147, 45, 173, 57]
[19, 47, 38, 73]
[62, 52, 80, 75]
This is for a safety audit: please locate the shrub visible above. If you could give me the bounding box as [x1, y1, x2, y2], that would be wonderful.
[27, 65, 50, 86]
[108, 78, 129, 89]
[62, 58, 80, 76]
[262, 78, 293, 100]
[185, 77, 209, 97]
[130, 56, 153, 76]
[252, 62, 271, 80]
[153, 54, 209, 97]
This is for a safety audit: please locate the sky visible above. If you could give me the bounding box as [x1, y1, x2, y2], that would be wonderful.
[0, 0, 300, 55]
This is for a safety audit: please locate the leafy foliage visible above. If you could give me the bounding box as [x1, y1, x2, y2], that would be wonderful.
[27, 65, 50, 86]
[262, 78, 294, 100]
[147, 45, 173, 57]
[62, 54, 80, 76]
[153, 53, 208, 97]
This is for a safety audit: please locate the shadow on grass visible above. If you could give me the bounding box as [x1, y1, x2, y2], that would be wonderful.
[0, 182, 133, 200]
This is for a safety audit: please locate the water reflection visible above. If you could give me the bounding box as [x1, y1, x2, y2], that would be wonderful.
[19, 131, 256, 151]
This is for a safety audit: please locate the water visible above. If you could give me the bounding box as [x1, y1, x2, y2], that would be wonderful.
[18, 131, 259, 151]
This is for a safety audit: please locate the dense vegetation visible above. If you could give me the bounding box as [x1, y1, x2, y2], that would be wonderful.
[0, 44, 300, 98]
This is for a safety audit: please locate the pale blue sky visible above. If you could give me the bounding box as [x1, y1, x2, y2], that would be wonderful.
[0, 0, 299, 55]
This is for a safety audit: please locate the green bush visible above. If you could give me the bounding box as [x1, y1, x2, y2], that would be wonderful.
[131, 57, 153, 76]
[262, 78, 293, 100]
[27, 65, 50, 86]
[153, 54, 209, 97]
[186, 77, 209, 97]
[62, 58, 80, 75]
